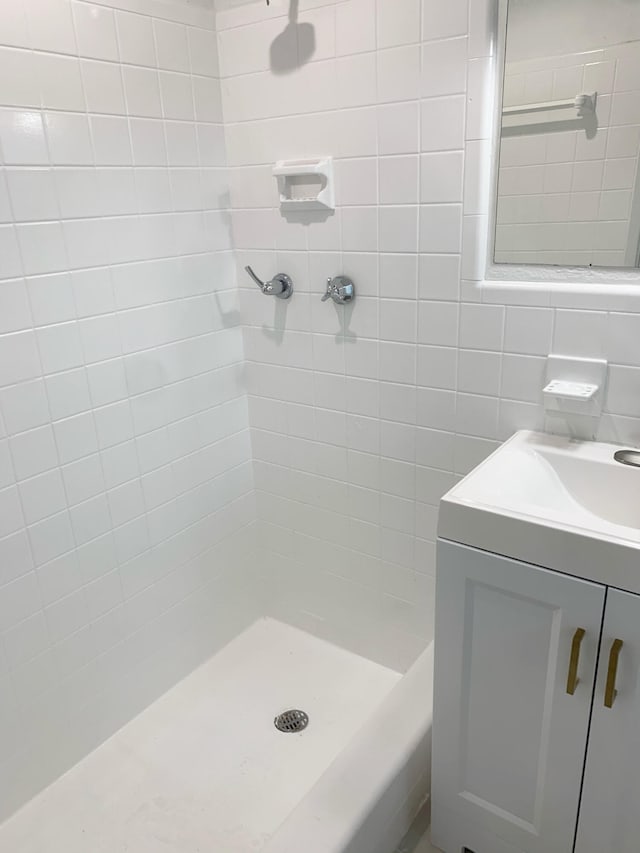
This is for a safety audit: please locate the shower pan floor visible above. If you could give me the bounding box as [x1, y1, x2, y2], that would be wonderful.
[1, 618, 401, 853]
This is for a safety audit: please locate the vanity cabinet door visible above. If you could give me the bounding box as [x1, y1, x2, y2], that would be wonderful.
[431, 541, 606, 853]
[575, 589, 640, 853]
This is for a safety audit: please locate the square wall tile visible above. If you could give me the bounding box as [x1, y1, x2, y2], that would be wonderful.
[420, 151, 464, 203]
[188, 27, 219, 78]
[0, 226, 22, 280]
[10, 425, 59, 480]
[422, 37, 468, 97]
[459, 303, 504, 351]
[379, 156, 419, 205]
[81, 60, 125, 115]
[24, 0, 76, 54]
[378, 46, 421, 103]
[0, 110, 48, 165]
[418, 300, 459, 346]
[380, 299, 417, 343]
[116, 10, 157, 67]
[37, 323, 83, 375]
[605, 314, 640, 366]
[154, 19, 190, 73]
[62, 454, 105, 506]
[91, 116, 133, 166]
[44, 113, 93, 165]
[342, 207, 377, 252]
[504, 307, 553, 356]
[0, 174, 11, 223]
[159, 72, 194, 121]
[377, 0, 421, 48]
[0, 486, 25, 539]
[0, 4, 30, 48]
[18, 222, 68, 276]
[0, 48, 44, 110]
[379, 207, 419, 253]
[2, 611, 49, 668]
[0, 380, 49, 435]
[6, 169, 59, 222]
[379, 341, 416, 384]
[606, 366, 640, 418]
[378, 101, 420, 155]
[553, 310, 606, 358]
[380, 254, 418, 300]
[421, 95, 466, 151]
[0, 280, 31, 333]
[458, 349, 501, 396]
[336, 158, 378, 206]
[72, 2, 118, 61]
[419, 204, 462, 253]
[419, 253, 461, 300]
[0, 439, 14, 489]
[423, 0, 469, 40]
[0, 331, 41, 387]
[129, 118, 167, 166]
[0, 571, 40, 632]
[53, 412, 99, 465]
[122, 66, 162, 118]
[336, 0, 376, 56]
[19, 469, 67, 524]
[45, 368, 91, 421]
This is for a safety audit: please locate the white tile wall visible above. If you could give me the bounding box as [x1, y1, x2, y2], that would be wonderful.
[217, 0, 464, 671]
[218, 0, 640, 681]
[0, 0, 258, 822]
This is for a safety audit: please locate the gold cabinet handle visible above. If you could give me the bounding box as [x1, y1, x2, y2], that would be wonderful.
[604, 639, 623, 709]
[566, 628, 586, 695]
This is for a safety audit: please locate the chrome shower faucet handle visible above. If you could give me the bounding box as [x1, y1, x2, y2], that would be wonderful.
[321, 276, 355, 304]
[245, 265, 293, 299]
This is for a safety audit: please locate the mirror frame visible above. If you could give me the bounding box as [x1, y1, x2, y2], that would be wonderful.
[476, 0, 640, 304]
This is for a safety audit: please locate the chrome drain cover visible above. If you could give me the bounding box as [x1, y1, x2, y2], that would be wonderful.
[274, 709, 309, 733]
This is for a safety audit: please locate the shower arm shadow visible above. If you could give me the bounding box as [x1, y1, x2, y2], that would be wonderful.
[245, 265, 293, 300]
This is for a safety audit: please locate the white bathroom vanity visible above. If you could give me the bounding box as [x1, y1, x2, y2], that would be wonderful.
[432, 431, 640, 853]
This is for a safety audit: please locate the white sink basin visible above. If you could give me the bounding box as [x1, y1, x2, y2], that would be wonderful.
[438, 431, 640, 594]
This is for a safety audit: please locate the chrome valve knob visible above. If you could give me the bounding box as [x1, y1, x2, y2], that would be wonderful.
[321, 276, 355, 304]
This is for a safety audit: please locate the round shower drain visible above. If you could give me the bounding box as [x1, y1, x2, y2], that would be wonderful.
[274, 709, 309, 733]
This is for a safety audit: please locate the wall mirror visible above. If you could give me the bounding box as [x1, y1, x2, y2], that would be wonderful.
[494, 0, 640, 270]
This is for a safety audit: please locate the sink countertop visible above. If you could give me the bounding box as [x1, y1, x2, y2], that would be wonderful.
[438, 430, 640, 595]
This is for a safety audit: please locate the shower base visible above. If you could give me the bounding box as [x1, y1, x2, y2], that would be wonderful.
[0, 619, 403, 853]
